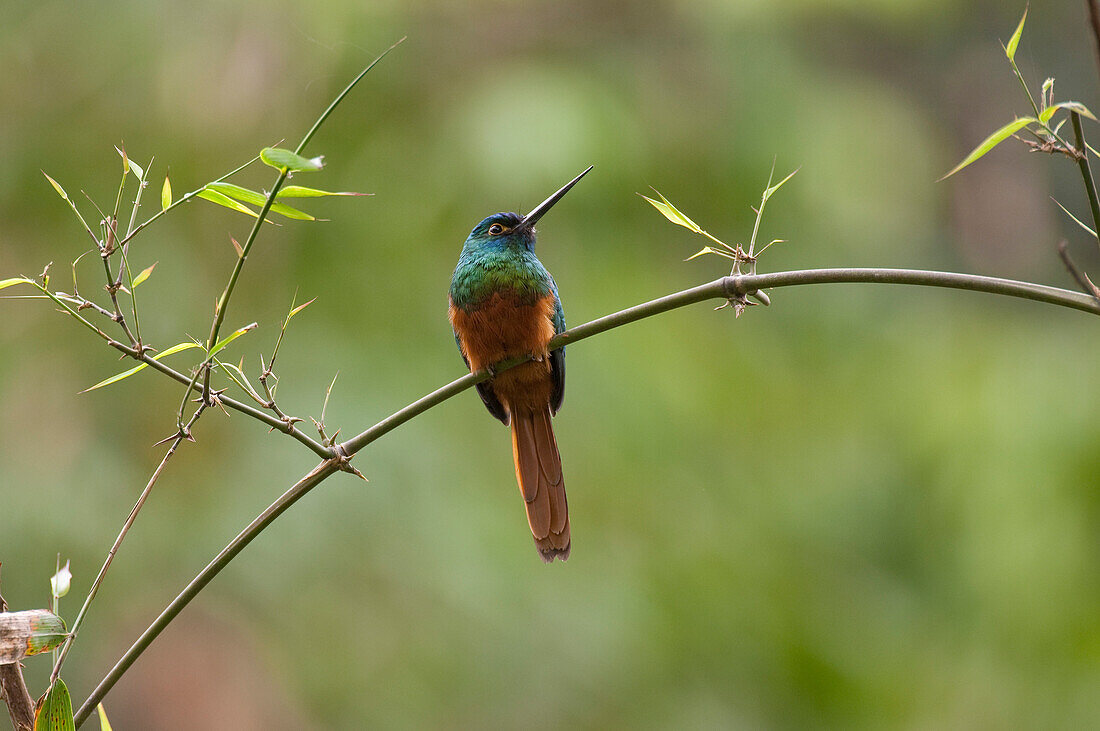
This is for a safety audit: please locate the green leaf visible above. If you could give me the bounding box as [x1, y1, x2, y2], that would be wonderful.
[763, 167, 799, 201]
[684, 246, 714, 261]
[161, 175, 172, 211]
[205, 183, 317, 221]
[214, 358, 265, 403]
[266, 202, 317, 221]
[209, 322, 257, 357]
[197, 188, 272, 222]
[132, 261, 157, 288]
[940, 117, 1036, 180]
[287, 297, 316, 320]
[277, 186, 368, 198]
[24, 611, 68, 656]
[42, 172, 70, 201]
[1052, 197, 1097, 237]
[260, 147, 324, 172]
[1039, 101, 1097, 125]
[1005, 5, 1027, 62]
[205, 182, 266, 206]
[97, 704, 113, 731]
[81, 342, 201, 392]
[34, 679, 75, 731]
[638, 190, 703, 233]
[0, 277, 34, 291]
[115, 146, 144, 179]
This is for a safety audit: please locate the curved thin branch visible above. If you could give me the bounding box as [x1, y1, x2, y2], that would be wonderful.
[74, 460, 340, 727]
[72, 266, 1099, 726]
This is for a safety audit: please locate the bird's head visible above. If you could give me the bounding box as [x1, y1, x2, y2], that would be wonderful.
[463, 166, 593, 252]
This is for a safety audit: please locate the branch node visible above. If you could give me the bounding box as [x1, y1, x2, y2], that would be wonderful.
[329, 444, 367, 481]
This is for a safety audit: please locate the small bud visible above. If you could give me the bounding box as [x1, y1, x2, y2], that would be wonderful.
[51, 559, 72, 599]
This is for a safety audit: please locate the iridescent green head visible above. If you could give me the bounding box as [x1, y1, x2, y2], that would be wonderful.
[462, 166, 593, 252]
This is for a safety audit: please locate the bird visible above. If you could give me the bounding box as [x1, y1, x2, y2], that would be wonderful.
[448, 167, 592, 562]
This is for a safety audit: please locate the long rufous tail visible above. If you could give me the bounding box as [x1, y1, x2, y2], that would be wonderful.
[510, 406, 570, 562]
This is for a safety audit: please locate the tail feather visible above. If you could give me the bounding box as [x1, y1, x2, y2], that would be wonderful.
[511, 407, 570, 562]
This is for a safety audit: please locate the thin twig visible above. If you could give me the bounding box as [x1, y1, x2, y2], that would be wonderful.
[1057, 240, 1100, 304]
[72, 265, 1100, 726]
[49, 404, 207, 684]
[99, 227, 137, 347]
[1088, 0, 1100, 80]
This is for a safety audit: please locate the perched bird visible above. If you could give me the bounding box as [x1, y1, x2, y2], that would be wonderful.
[448, 167, 592, 562]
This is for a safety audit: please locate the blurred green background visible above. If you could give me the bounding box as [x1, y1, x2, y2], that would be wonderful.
[3, 0, 1100, 728]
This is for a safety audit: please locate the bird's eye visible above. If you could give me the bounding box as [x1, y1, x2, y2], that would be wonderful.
[488, 223, 505, 235]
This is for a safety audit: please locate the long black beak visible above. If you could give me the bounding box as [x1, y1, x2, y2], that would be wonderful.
[520, 165, 594, 228]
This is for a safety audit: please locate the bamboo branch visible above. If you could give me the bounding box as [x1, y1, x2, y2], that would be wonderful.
[196, 38, 404, 407]
[1070, 112, 1100, 254]
[1088, 0, 1100, 83]
[49, 405, 207, 684]
[72, 265, 1099, 726]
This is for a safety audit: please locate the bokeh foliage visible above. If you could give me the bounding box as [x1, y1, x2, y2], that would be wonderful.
[3, 0, 1100, 728]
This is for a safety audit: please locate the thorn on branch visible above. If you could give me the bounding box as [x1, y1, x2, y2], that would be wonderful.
[1018, 135, 1084, 160]
[1057, 240, 1100, 305]
[330, 444, 367, 481]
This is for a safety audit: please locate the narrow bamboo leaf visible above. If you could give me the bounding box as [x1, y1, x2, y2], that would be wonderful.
[763, 167, 799, 200]
[684, 246, 714, 261]
[161, 175, 172, 211]
[115, 146, 144, 179]
[132, 261, 158, 288]
[205, 182, 316, 221]
[206, 182, 266, 206]
[0, 277, 34, 291]
[1005, 5, 1027, 62]
[1052, 197, 1097, 237]
[940, 117, 1036, 180]
[1039, 101, 1097, 124]
[267, 202, 316, 220]
[43, 172, 70, 201]
[287, 297, 316, 320]
[81, 342, 201, 392]
[34, 678, 75, 731]
[638, 192, 702, 233]
[209, 322, 257, 357]
[197, 188, 272, 222]
[97, 704, 113, 731]
[214, 359, 265, 403]
[260, 147, 324, 172]
[652, 189, 703, 232]
[277, 186, 369, 198]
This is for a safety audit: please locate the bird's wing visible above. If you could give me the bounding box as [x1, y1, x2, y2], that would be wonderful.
[548, 280, 566, 414]
[453, 329, 509, 425]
